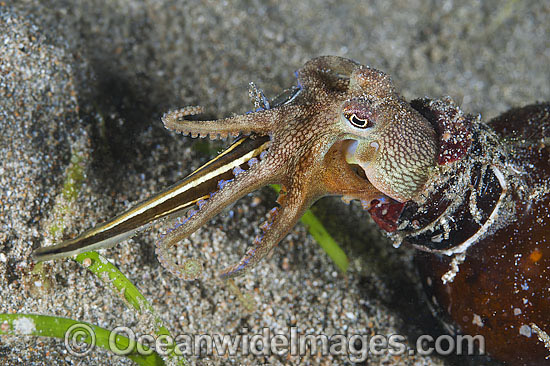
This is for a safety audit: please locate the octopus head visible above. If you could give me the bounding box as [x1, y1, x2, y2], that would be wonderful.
[339, 66, 438, 202]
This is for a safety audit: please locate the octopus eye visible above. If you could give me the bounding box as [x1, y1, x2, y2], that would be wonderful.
[345, 113, 373, 129]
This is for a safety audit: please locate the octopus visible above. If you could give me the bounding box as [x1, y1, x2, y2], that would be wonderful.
[32, 56, 438, 278]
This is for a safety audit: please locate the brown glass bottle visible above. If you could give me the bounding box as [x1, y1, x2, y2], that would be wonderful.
[414, 103, 550, 365]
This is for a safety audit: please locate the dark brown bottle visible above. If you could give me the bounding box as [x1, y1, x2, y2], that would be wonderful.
[369, 99, 550, 365]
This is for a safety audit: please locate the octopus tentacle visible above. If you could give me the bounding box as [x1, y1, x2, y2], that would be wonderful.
[220, 186, 313, 278]
[162, 105, 297, 139]
[155, 159, 278, 279]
